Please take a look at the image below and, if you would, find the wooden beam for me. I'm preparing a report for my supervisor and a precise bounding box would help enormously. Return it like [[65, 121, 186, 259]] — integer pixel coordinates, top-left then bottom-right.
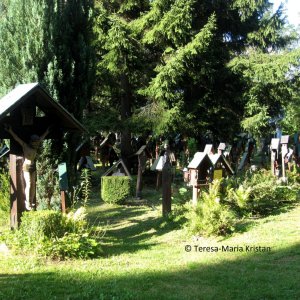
[[10, 154, 25, 229]]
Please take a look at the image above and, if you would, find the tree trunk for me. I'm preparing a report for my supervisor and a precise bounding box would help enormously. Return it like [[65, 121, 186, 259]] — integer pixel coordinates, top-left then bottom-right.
[[120, 74, 132, 169]]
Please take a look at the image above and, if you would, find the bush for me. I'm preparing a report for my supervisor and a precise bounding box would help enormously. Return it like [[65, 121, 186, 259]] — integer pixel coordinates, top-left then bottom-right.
[[188, 180, 236, 236], [37, 155, 61, 210], [0, 170, 10, 225], [3, 208, 103, 260], [224, 169, 300, 215], [101, 176, 132, 204], [0, 170, 10, 213]]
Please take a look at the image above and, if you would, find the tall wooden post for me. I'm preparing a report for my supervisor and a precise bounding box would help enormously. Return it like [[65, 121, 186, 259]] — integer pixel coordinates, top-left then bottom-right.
[[271, 139, 280, 176], [136, 152, 146, 199], [162, 150, 171, 216], [58, 162, 69, 213], [10, 154, 25, 229], [192, 185, 200, 207], [280, 136, 289, 180]]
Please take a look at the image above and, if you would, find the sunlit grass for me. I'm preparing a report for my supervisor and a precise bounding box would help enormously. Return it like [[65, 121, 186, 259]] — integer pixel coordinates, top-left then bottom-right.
[[0, 185, 299, 299]]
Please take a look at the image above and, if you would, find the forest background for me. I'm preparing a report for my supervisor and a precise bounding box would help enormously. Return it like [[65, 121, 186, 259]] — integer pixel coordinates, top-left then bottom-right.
[[0, 0, 300, 172]]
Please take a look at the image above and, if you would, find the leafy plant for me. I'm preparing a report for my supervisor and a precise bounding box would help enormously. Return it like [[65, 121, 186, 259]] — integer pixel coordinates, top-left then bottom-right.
[[223, 169, 300, 215], [3, 209, 103, 260], [81, 169, 92, 207], [0, 169, 10, 213], [0, 169, 10, 225], [188, 180, 236, 236], [226, 185, 251, 210]]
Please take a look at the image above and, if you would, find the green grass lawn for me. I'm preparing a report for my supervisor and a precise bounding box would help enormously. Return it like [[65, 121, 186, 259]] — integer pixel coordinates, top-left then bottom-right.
[[0, 188, 300, 300]]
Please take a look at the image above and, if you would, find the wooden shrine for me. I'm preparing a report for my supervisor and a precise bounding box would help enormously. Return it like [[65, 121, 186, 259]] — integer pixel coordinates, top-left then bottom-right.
[[209, 153, 234, 180], [0, 83, 86, 228], [101, 159, 132, 178], [188, 152, 213, 206]]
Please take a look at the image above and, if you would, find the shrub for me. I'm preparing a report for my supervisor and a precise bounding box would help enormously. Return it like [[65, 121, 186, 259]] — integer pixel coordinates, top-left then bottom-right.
[[101, 176, 132, 204], [0, 170, 10, 213], [188, 180, 236, 236], [36, 159, 61, 210], [0, 170, 10, 225], [224, 169, 300, 215], [3, 208, 102, 260]]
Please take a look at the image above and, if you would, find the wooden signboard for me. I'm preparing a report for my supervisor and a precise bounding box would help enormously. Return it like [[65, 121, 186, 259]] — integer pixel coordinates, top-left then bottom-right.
[[213, 169, 223, 180]]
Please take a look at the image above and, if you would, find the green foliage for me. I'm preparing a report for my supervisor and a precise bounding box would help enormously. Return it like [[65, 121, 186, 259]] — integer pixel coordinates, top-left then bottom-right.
[[101, 176, 132, 204], [81, 169, 92, 207], [42, 232, 101, 260], [141, 0, 195, 47], [225, 169, 300, 215], [0, 0, 46, 96], [68, 169, 93, 209], [188, 180, 236, 236], [0, 170, 10, 213], [36, 158, 61, 211], [0, 170, 10, 225], [3, 208, 102, 260], [229, 48, 300, 137], [145, 14, 216, 102], [173, 186, 190, 204], [227, 185, 251, 210], [186, 137, 197, 160], [92, 0, 298, 141]]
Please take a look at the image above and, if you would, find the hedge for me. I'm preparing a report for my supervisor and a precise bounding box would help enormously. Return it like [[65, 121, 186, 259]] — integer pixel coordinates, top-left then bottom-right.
[[101, 176, 132, 204]]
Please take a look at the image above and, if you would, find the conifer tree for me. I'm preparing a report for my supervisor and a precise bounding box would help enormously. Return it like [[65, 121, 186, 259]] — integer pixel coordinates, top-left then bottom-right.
[[93, 0, 297, 143], [0, 0, 95, 189]]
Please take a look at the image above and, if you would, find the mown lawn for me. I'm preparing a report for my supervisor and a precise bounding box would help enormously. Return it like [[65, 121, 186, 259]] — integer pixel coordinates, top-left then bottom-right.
[[0, 189, 300, 300]]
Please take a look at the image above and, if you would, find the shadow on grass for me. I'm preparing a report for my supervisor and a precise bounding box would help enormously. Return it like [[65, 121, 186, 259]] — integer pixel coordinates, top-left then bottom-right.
[[85, 197, 187, 257], [0, 243, 299, 300], [102, 214, 187, 256]]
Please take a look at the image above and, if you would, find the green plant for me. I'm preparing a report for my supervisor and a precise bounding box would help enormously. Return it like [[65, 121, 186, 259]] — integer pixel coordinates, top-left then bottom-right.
[[81, 169, 92, 207], [36, 157, 61, 210], [42, 232, 101, 260], [0, 170, 10, 213], [226, 185, 251, 212], [243, 170, 299, 214], [172, 186, 191, 205], [188, 180, 236, 236], [0, 169, 10, 226], [222, 169, 300, 216], [3, 209, 102, 260], [101, 176, 132, 204], [187, 137, 197, 161]]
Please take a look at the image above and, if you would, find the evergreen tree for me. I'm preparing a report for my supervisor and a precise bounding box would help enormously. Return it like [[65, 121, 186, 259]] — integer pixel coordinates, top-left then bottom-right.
[[93, 0, 297, 145], [0, 0, 95, 193], [92, 0, 150, 163], [0, 0, 47, 96]]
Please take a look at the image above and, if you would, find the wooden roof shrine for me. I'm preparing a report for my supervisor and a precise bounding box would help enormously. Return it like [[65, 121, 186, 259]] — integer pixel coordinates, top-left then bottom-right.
[[188, 152, 212, 170], [0, 83, 86, 141], [0, 83, 86, 229], [101, 159, 132, 178], [209, 153, 234, 176]]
